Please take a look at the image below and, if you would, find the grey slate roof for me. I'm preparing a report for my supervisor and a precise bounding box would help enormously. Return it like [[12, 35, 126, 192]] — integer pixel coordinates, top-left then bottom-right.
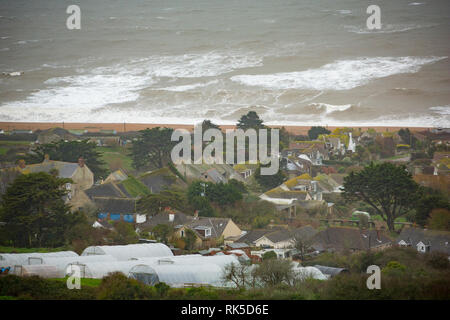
[[186, 217, 231, 239], [397, 228, 450, 255], [237, 230, 272, 245], [140, 211, 192, 229], [93, 197, 138, 214], [25, 161, 79, 178], [312, 227, 392, 252], [85, 182, 132, 199]]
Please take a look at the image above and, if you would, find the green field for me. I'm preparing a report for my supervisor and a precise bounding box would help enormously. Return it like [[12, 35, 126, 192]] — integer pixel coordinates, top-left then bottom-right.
[[0, 246, 71, 254], [97, 146, 134, 174]]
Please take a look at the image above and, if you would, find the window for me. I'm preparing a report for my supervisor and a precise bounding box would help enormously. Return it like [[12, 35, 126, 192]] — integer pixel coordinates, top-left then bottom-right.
[[181, 230, 185, 237], [205, 228, 211, 237]]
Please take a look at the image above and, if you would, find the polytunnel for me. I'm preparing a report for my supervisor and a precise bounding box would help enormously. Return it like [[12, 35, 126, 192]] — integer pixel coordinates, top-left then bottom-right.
[[0, 251, 78, 268], [13, 264, 61, 278], [71, 260, 144, 279], [81, 243, 173, 260], [26, 255, 118, 278], [292, 266, 328, 280], [128, 263, 227, 287], [136, 254, 239, 267]]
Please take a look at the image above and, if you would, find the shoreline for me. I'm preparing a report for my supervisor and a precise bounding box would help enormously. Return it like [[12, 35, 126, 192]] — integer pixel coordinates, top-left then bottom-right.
[[0, 121, 433, 135]]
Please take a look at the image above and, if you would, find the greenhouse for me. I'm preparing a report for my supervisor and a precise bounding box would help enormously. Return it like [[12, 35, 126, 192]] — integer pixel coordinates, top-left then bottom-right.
[[136, 254, 239, 267], [71, 260, 145, 278], [27, 255, 118, 277], [13, 264, 61, 278], [292, 266, 328, 280], [81, 243, 173, 260], [0, 251, 78, 268], [128, 263, 228, 287]]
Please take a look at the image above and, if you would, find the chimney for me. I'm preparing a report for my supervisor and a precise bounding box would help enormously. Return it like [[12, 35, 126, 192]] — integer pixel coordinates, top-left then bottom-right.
[[78, 156, 85, 167], [376, 229, 380, 241], [44, 154, 50, 162], [169, 213, 175, 222], [18, 159, 26, 169], [194, 210, 199, 219]]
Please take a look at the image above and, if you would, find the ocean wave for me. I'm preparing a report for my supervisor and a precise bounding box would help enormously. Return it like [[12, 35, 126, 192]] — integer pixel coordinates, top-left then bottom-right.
[[409, 2, 425, 5], [309, 103, 353, 114], [430, 105, 450, 115], [230, 56, 447, 91], [157, 80, 219, 92], [138, 51, 263, 78], [344, 23, 437, 34]]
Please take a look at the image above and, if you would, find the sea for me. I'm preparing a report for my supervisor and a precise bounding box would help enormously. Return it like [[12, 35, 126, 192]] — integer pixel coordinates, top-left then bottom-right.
[[0, 0, 449, 127]]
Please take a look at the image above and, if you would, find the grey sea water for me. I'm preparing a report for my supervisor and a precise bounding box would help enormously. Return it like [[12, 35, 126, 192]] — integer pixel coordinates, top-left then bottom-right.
[[0, 0, 449, 126]]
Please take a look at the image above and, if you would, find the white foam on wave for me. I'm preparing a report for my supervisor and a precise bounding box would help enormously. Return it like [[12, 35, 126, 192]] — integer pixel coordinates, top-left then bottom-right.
[[309, 103, 352, 114], [430, 105, 450, 115], [345, 23, 436, 34], [409, 2, 425, 6], [231, 56, 447, 91], [1, 66, 154, 112], [157, 80, 219, 92], [139, 51, 263, 78]]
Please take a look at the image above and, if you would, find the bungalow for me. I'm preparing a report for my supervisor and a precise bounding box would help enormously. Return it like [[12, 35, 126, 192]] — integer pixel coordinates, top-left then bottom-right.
[[397, 228, 450, 256], [312, 227, 392, 253]]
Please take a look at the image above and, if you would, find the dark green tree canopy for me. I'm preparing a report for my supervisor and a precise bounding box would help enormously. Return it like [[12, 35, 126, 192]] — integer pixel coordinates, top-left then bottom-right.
[[0, 172, 75, 247], [255, 161, 286, 191], [307, 126, 331, 140], [131, 127, 175, 170], [26, 140, 107, 179], [342, 162, 419, 231], [237, 111, 265, 130]]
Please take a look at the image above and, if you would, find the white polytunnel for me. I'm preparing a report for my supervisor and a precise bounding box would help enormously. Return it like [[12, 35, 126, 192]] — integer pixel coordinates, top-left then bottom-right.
[[12, 265, 61, 279], [81, 243, 173, 260], [128, 263, 228, 287], [71, 261, 144, 279], [293, 266, 328, 281], [135, 254, 240, 267], [0, 251, 78, 268], [26, 255, 118, 277]]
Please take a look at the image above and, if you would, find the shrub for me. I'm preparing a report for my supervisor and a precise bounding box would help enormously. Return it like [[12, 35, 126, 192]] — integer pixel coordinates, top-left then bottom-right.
[[96, 272, 155, 300], [426, 251, 450, 270]]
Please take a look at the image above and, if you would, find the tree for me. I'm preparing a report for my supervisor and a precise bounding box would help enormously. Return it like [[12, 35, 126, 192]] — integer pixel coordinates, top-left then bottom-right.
[[253, 259, 295, 287], [291, 231, 314, 261], [236, 111, 265, 130], [183, 228, 198, 251], [308, 126, 331, 140], [342, 162, 419, 232], [131, 127, 175, 170], [262, 250, 277, 261], [152, 224, 173, 244], [414, 188, 449, 226], [221, 263, 256, 289], [26, 140, 107, 179], [111, 221, 139, 244], [254, 161, 286, 190], [137, 189, 189, 216], [427, 209, 450, 231], [0, 172, 74, 247], [398, 128, 417, 149]]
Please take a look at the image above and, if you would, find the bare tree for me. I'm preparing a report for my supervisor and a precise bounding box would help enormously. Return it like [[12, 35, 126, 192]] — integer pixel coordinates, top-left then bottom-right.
[[221, 263, 256, 289], [291, 230, 314, 261], [253, 259, 295, 287]]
